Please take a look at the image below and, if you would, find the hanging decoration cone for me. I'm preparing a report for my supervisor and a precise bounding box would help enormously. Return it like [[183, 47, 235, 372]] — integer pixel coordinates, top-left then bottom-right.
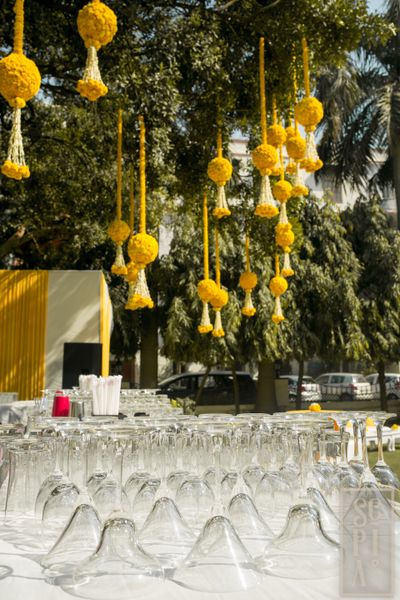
[[239, 234, 257, 318], [208, 129, 232, 219], [76, 0, 117, 101], [197, 193, 216, 334], [295, 39, 324, 173], [210, 226, 228, 337], [272, 145, 295, 279], [269, 255, 288, 325], [253, 38, 278, 219], [0, 0, 41, 180], [108, 110, 130, 276], [126, 116, 158, 310]]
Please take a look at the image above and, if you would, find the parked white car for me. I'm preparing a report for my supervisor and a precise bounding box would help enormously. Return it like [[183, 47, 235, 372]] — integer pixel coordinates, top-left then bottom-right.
[[281, 375, 321, 403], [365, 373, 400, 401], [315, 372, 372, 402]]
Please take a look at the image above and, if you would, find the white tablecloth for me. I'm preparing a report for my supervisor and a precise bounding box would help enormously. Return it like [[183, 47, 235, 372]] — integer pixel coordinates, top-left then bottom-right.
[[0, 525, 399, 599]]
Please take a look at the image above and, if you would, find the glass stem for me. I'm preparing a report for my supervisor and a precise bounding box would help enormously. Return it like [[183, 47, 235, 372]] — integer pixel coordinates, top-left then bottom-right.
[[352, 420, 360, 460], [376, 421, 385, 466]]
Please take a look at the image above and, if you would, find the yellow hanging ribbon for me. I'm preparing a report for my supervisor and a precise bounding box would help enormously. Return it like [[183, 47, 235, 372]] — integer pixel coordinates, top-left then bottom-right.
[[139, 114, 146, 234], [259, 37, 267, 145], [302, 38, 310, 98]]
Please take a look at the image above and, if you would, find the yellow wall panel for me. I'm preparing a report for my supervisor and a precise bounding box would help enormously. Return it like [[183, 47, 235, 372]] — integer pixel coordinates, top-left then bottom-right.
[[0, 271, 48, 400]]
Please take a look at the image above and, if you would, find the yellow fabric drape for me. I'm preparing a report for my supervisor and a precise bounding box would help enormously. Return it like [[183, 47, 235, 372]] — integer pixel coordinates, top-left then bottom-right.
[[0, 270, 48, 400], [100, 273, 111, 376]]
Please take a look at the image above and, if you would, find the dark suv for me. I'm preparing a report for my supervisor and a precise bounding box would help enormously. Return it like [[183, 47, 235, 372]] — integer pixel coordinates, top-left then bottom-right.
[[158, 371, 257, 414]]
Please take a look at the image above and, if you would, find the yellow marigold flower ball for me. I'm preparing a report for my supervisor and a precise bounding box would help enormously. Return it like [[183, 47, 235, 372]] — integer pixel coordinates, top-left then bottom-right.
[[252, 144, 278, 174], [107, 219, 130, 244], [111, 264, 127, 276], [198, 324, 213, 334], [309, 403, 321, 412], [269, 274, 288, 297], [391, 424, 399, 430], [239, 271, 258, 292], [0, 53, 41, 107], [366, 417, 375, 427], [197, 278, 218, 303], [272, 180, 293, 203], [213, 207, 231, 219], [210, 287, 229, 310], [1, 161, 30, 180], [267, 124, 287, 147], [207, 156, 233, 186], [77, 78, 108, 101], [125, 261, 139, 283], [126, 294, 154, 310], [292, 184, 309, 197], [285, 162, 297, 176], [285, 126, 296, 139], [254, 203, 279, 219], [286, 135, 306, 161], [294, 96, 324, 130], [276, 223, 295, 249], [128, 233, 158, 268], [272, 313, 285, 324], [242, 306, 256, 317], [301, 158, 324, 173], [77, 0, 117, 50], [212, 326, 225, 338], [281, 266, 294, 277]]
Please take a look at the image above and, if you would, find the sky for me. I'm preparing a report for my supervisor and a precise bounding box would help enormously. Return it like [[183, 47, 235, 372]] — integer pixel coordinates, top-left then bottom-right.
[[368, 0, 384, 10]]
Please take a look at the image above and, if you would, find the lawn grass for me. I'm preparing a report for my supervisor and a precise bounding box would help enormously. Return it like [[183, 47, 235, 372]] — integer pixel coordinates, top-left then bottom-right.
[[368, 447, 400, 478]]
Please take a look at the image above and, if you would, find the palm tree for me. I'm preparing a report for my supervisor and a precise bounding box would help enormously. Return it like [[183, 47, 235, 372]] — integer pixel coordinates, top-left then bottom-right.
[[317, 0, 400, 227]]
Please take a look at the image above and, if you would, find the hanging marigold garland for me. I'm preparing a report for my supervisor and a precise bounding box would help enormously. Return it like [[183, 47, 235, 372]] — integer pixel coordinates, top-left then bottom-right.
[[273, 144, 295, 279], [126, 115, 158, 310], [295, 38, 324, 173], [107, 110, 130, 276], [77, 0, 117, 101], [269, 96, 286, 177], [197, 193, 216, 334], [125, 164, 140, 310], [207, 128, 232, 218], [285, 60, 308, 196], [0, 0, 41, 180], [239, 232, 257, 317], [253, 38, 279, 219], [210, 226, 229, 337], [269, 255, 288, 324]]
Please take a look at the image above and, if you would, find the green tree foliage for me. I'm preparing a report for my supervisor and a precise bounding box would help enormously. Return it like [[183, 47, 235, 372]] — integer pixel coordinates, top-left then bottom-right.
[[317, 0, 400, 226], [342, 196, 400, 409]]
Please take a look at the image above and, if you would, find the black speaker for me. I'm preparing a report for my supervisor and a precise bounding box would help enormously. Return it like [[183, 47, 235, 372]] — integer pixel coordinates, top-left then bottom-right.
[[62, 343, 102, 389]]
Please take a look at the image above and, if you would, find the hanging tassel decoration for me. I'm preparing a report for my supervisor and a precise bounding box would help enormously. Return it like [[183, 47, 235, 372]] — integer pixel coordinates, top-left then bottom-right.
[[282, 250, 294, 278], [269, 255, 288, 325], [269, 96, 286, 177], [108, 110, 130, 276], [77, 0, 117, 101], [127, 115, 158, 310], [253, 38, 279, 219], [0, 0, 41, 179], [197, 193, 216, 333], [239, 233, 257, 317], [208, 128, 232, 218], [295, 39, 324, 173], [210, 226, 228, 337]]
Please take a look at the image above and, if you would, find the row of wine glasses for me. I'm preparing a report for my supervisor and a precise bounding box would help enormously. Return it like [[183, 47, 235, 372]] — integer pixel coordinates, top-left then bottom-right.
[[0, 410, 398, 598]]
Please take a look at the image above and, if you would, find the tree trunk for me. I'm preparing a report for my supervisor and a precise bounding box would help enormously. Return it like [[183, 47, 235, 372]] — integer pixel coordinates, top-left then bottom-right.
[[256, 359, 277, 413], [391, 143, 400, 229], [296, 359, 304, 411], [232, 366, 240, 415], [377, 360, 387, 412], [140, 310, 158, 388]]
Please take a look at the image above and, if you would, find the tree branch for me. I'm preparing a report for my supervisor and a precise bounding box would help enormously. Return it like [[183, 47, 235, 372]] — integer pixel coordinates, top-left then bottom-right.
[[0, 226, 26, 260]]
